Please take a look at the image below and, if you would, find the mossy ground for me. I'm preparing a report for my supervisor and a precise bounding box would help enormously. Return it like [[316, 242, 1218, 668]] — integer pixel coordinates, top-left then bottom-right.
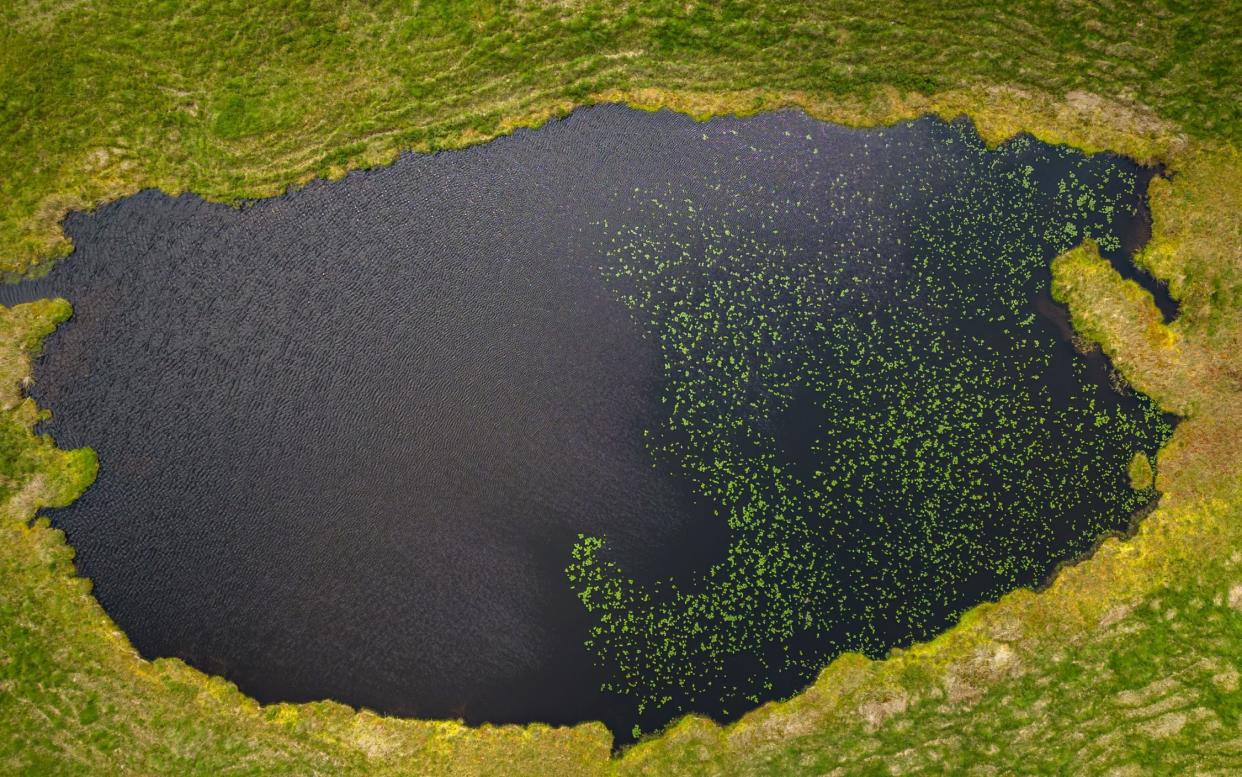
[[1, 2, 1239, 774]]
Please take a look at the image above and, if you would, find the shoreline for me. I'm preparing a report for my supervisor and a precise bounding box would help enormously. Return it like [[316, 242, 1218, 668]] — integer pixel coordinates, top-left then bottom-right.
[[2, 75, 1238, 773]]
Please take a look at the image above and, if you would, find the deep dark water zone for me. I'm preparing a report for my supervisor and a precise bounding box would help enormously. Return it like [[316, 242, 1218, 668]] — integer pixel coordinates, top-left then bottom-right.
[[3, 105, 1176, 742]]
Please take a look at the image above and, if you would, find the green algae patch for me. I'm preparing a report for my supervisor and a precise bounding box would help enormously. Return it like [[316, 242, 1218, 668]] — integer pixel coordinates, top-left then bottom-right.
[[566, 121, 1172, 735], [611, 141, 1242, 777]]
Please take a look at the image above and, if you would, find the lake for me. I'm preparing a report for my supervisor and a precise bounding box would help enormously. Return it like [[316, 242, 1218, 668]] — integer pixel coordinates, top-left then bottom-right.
[[1, 105, 1174, 741]]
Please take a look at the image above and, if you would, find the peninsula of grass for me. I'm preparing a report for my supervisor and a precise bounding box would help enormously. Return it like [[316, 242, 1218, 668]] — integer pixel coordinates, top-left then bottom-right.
[[1, 2, 1240, 775]]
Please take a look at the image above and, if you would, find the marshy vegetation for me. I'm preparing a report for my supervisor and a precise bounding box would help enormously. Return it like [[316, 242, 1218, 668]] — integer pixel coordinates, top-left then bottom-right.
[[1, 1, 1239, 775]]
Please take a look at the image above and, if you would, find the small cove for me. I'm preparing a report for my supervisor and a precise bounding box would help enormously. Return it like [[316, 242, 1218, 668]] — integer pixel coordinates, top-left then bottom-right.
[[1, 106, 1175, 741]]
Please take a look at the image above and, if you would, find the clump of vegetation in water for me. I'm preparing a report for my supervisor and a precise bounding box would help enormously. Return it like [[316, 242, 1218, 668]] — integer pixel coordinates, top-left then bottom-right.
[[1128, 451, 1155, 490], [566, 119, 1174, 736]]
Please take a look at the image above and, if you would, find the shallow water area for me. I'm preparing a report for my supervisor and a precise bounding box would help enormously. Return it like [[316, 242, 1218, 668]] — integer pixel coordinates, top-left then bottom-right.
[[2, 105, 1174, 740]]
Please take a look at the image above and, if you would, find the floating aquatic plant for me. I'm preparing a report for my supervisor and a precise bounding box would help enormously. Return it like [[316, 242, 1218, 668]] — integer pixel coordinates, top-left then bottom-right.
[[566, 118, 1173, 736]]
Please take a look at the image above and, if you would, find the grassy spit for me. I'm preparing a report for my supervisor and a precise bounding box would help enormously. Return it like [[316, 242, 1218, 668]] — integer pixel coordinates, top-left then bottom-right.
[[1, 1, 1239, 774]]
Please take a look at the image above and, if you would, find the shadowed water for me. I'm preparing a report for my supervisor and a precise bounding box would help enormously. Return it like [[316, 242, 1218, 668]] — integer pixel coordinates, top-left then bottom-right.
[[1, 106, 1173, 740]]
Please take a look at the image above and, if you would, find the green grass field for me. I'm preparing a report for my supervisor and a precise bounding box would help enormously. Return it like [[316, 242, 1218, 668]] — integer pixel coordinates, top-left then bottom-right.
[[1, 2, 1240, 774]]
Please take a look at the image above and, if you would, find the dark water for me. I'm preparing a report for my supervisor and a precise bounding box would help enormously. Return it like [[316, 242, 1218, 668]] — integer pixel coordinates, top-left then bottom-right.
[[2, 106, 1173, 740], [1111, 166, 1179, 321]]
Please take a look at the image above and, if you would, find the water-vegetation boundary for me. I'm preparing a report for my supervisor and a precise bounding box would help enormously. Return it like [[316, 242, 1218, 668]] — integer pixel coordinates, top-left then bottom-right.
[[3, 6, 1239, 775]]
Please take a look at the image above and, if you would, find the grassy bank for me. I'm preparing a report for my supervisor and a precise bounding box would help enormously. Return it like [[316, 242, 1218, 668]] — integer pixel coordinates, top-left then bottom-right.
[[1, 1, 1239, 774], [2, 0, 1238, 276]]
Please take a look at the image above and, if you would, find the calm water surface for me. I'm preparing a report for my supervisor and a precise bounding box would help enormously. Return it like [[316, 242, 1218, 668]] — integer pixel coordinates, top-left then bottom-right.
[[2, 106, 1173, 739]]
